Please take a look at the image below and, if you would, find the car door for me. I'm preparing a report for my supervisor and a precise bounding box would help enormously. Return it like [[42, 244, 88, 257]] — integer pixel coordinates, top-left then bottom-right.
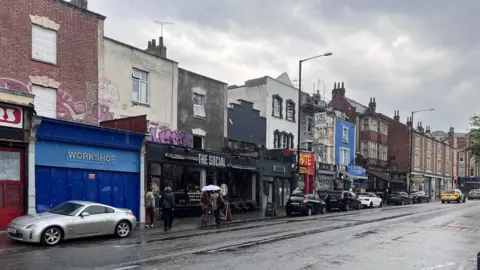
[[370, 193, 380, 206], [348, 192, 359, 208], [74, 205, 111, 237]]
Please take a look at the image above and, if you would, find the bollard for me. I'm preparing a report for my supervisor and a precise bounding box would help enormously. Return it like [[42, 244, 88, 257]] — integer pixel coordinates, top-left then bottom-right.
[[477, 252, 480, 270]]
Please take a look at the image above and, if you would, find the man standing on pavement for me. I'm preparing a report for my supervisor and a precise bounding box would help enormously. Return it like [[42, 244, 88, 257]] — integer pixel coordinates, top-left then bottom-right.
[[210, 190, 224, 227], [160, 187, 175, 231]]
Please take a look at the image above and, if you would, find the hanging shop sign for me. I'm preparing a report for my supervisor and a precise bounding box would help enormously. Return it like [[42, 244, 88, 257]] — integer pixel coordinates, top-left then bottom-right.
[[198, 153, 226, 167], [0, 103, 23, 129]]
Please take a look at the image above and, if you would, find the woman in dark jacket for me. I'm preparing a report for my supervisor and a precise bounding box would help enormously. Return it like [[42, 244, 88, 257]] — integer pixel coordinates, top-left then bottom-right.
[[160, 187, 175, 231]]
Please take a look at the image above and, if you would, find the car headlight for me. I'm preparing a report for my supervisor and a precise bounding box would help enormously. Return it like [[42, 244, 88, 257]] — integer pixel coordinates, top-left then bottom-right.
[[25, 224, 37, 229]]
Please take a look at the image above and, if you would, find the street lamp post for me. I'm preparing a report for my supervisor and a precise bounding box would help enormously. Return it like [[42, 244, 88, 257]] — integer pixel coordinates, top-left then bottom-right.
[[296, 52, 332, 193], [408, 108, 435, 192]]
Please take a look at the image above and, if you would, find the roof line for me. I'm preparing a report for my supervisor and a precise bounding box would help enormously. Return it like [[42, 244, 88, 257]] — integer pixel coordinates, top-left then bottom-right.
[[104, 36, 178, 64]]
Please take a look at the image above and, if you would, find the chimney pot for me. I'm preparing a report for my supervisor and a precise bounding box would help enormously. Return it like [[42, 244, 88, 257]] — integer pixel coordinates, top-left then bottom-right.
[[334, 82, 337, 89], [152, 39, 156, 47], [341, 82, 344, 88], [147, 41, 152, 49], [159, 36, 164, 46]]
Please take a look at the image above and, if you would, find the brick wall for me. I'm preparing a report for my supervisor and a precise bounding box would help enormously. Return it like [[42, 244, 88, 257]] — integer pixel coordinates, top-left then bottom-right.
[[0, 0, 103, 124], [388, 119, 409, 171]]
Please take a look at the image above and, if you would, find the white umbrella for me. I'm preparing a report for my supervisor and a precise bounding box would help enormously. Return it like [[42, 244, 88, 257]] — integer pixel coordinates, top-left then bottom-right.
[[202, 185, 220, 191]]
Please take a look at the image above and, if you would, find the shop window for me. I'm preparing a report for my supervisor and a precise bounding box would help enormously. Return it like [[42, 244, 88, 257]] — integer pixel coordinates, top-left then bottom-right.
[[150, 163, 162, 195], [193, 135, 203, 149]]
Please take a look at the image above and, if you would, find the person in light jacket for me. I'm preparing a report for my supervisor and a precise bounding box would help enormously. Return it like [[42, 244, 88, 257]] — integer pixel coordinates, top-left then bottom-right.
[[145, 188, 156, 228], [160, 187, 175, 231], [210, 190, 225, 227]]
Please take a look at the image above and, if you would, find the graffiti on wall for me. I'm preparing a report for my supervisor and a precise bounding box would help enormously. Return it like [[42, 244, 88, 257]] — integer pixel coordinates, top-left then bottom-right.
[[57, 89, 87, 121], [0, 78, 31, 93], [149, 125, 193, 147], [87, 77, 118, 122]]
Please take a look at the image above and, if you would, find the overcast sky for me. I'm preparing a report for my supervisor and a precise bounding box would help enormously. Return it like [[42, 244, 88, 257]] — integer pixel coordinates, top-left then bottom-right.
[[88, 0, 480, 132]]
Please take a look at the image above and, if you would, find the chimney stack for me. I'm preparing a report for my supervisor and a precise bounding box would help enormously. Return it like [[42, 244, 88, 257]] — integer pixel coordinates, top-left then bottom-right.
[[448, 127, 454, 137], [417, 121, 424, 133], [368, 97, 376, 112], [425, 125, 431, 133], [393, 110, 400, 121], [145, 36, 167, 58], [331, 81, 346, 99], [406, 117, 413, 127], [69, 0, 88, 9]]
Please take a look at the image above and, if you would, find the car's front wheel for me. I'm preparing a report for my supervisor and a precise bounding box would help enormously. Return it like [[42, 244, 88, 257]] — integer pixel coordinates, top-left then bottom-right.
[[321, 206, 326, 214], [379, 201, 383, 208], [41, 226, 63, 246], [115, 220, 131, 238]]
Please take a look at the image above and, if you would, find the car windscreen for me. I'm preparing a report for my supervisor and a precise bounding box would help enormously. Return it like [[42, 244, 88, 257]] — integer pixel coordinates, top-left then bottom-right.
[[357, 193, 370, 197], [289, 195, 305, 202], [444, 189, 455, 194], [50, 202, 84, 216], [326, 192, 343, 199]]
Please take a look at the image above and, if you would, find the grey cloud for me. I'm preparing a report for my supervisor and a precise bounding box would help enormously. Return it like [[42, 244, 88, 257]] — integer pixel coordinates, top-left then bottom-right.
[[89, 0, 480, 131]]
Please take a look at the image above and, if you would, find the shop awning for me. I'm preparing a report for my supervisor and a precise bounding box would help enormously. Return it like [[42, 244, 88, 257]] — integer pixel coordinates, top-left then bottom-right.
[[341, 172, 367, 180], [368, 171, 405, 184]]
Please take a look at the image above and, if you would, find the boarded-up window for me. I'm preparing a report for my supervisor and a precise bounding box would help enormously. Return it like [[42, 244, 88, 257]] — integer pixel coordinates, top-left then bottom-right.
[[32, 25, 57, 64], [32, 85, 57, 118]]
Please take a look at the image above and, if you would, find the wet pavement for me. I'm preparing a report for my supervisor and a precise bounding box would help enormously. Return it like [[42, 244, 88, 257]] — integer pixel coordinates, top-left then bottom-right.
[[1, 201, 479, 270]]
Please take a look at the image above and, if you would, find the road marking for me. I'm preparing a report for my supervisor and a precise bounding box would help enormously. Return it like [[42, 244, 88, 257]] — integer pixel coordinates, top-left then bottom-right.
[[421, 262, 456, 270], [112, 265, 139, 270]]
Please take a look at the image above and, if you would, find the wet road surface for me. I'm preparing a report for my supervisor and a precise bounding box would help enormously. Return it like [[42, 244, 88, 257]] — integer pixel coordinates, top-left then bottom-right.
[[1, 201, 479, 270]]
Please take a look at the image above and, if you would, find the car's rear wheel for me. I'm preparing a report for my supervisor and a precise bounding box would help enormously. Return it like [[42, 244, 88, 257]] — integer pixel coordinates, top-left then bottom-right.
[[369, 202, 373, 208], [115, 220, 131, 238], [379, 201, 383, 208], [307, 207, 312, 216], [401, 200, 405, 206], [442, 200, 445, 204], [41, 226, 63, 246], [321, 206, 326, 215], [344, 203, 350, 211]]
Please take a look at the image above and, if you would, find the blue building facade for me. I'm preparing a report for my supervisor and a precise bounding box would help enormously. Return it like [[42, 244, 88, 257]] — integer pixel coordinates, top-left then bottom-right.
[[334, 119, 356, 167], [34, 118, 144, 219], [334, 119, 366, 190]]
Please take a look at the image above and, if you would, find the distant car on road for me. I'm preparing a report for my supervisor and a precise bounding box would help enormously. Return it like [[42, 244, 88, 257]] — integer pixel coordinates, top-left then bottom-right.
[[7, 201, 137, 246], [357, 192, 383, 208], [386, 192, 412, 205], [441, 189, 466, 204], [325, 191, 362, 211], [410, 191, 431, 204], [286, 192, 326, 216], [468, 189, 480, 200]]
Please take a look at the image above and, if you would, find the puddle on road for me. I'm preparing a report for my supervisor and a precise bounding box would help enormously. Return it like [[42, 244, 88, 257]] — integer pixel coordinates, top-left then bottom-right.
[[352, 230, 379, 238]]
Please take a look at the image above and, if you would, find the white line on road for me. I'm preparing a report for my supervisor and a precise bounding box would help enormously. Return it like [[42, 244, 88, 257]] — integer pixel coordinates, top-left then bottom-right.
[[112, 265, 139, 270]]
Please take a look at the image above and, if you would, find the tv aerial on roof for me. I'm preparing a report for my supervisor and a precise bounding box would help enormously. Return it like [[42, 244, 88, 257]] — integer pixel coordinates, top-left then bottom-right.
[[153, 21, 175, 37]]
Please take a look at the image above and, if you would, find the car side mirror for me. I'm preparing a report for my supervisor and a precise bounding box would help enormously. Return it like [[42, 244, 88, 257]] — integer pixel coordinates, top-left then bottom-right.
[[81, 212, 90, 217]]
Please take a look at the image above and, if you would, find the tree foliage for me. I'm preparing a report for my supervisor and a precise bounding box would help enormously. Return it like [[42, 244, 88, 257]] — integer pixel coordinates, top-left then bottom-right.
[[465, 115, 480, 159]]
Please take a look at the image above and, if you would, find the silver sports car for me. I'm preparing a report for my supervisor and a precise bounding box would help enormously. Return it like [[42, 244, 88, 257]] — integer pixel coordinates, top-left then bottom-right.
[[7, 200, 137, 246]]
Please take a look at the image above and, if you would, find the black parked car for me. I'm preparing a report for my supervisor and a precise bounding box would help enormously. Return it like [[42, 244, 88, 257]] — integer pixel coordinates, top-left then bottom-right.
[[286, 192, 326, 216], [410, 191, 431, 203], [386, 192, 412, 205], [325, 191, 362, 211]]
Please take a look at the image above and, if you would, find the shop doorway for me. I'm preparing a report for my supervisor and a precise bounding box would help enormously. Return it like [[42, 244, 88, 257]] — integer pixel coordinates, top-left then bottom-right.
[[0, 147, 24, 229]]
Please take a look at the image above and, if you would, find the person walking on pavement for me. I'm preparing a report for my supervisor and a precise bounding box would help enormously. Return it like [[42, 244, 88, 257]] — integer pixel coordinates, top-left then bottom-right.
[[210, 190, 224, 227], [145, 188, 156, 228], [160, 186, 175, 231], [201, 190, 210, 226]]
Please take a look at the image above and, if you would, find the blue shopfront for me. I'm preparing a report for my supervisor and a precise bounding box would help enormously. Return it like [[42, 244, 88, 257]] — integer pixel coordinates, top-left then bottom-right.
[[34, 118, 144, 219]]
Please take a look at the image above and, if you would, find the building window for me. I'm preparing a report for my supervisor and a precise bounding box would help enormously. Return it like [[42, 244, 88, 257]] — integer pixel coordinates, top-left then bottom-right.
[[470, 167, 475, 177], [379, 122, 388, 135], [362, 141, 369, 157], [273, 130, 279, 148], [362, 118, 369, 131], [340, 148, 350, 165], [415, 135, 420, 146], [272, 95, 282, 118], [414, 149, 420, 168], [289, 133, 294, 149], [306, 141, 313, 152], [281, 133, 288, 148], [193, 93, 206, 117], [32, 85, 57, 118], [306, 117, 314, 133], [193, 136, 203, 149], [459, 152, 464, 162], [132, 69, 149, 104], [426, 154, 431, 171], [342, 127, 348, 143], [286, 100, 295, 121], [380, 145, 388, 161], [371, 119, 378, 132], [32, 24, 57, 64], [437, 159, 442, 172]]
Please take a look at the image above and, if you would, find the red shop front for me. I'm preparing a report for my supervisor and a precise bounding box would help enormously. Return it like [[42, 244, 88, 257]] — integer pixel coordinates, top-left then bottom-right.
[[299, 152, 315, 194]]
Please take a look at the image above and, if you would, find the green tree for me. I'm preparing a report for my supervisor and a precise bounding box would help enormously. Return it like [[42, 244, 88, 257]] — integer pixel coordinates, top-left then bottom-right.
[[465, 115, 480, 159]]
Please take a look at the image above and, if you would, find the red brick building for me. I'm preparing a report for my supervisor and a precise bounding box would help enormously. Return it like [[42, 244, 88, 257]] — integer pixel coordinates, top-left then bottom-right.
[[389, 114, 453, 197], [0, 0, 105, 125], [330, 82, 391, 190]]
